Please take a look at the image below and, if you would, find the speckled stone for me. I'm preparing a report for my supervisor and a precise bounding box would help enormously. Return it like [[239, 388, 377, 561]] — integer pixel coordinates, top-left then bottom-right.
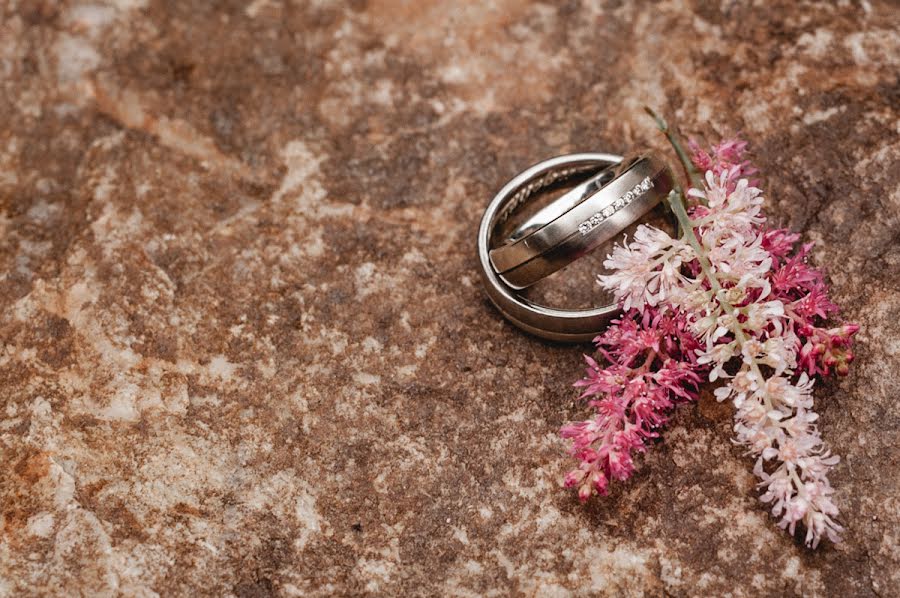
[[1, 1, 899, 596]]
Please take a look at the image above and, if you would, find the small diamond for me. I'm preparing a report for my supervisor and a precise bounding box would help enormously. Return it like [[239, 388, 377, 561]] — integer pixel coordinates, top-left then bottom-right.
[[614, 197, 625, 209], [602, 206, 614, 217], [590, 214, 602, 225]]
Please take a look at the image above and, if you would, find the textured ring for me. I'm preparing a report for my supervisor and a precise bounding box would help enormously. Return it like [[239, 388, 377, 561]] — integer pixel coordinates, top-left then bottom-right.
[[477, 152, 625, 342], [490, 153, 674, 289], [505, 163, 620, 244]]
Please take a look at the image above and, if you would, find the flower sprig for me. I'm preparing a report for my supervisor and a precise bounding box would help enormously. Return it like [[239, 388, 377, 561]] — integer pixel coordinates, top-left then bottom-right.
[[561, 111, 858, 548], [562, 308, 704, 499]]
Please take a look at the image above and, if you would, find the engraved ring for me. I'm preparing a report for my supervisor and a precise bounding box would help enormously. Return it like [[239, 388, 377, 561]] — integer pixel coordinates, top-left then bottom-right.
[[477, 152, 672, 342], [491, 153, 674, 289]]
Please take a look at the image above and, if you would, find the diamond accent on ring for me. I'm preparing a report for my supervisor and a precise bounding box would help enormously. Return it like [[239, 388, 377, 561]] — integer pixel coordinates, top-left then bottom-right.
[[578, 176, 653, 236]]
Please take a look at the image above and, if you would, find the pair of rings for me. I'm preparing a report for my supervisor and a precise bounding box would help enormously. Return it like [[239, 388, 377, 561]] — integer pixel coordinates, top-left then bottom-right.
[[477, 152, 675, 342]]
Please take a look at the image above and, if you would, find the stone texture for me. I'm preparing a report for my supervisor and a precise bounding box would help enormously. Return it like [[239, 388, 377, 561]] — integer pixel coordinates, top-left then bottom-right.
[[1, 1, 899, 596]]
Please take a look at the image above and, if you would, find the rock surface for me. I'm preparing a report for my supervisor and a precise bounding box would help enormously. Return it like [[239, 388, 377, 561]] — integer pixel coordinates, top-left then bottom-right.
[[1, 1, 899, 596]]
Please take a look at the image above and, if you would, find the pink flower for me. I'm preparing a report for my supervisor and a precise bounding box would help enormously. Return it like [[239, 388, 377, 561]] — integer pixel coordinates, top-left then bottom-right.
[[562, 308, 705, 501], [761, 229, 801, 261], [689, 136, 759, 191], [599, 227, 694, 310], [562, 126, 858, 548], [761, 228, 858, 377]]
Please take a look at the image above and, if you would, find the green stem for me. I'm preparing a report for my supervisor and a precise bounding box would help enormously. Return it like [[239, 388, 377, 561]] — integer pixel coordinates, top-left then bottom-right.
[[645, 107, 704, 195], [667, 189, 771, 406], [667, 190, 718, 290]]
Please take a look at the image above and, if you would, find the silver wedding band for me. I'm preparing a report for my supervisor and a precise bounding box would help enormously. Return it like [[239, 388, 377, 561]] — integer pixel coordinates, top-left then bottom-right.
[[477, 152, 673, 342], [491, 154, 673, 289]]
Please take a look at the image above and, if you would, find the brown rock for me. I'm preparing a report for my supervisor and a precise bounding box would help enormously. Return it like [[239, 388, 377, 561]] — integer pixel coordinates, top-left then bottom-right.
[[1, 1, 898, 596]]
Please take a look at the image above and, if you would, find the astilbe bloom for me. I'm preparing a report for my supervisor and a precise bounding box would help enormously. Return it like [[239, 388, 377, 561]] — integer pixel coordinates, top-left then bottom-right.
[[561, 308, 704, 501], [689, 137, 759, 192], [763, 231, 859, 377], [562, 132, 858, 548]]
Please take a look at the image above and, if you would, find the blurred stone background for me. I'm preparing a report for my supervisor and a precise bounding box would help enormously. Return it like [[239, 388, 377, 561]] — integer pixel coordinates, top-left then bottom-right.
[[1, 1, 898, 596]]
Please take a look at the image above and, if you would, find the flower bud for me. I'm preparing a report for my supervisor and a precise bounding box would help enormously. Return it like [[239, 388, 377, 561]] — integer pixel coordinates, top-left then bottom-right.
[[841, 323, 860, 336], [578, 482, 593, 502], [564, 469, 585, 488]]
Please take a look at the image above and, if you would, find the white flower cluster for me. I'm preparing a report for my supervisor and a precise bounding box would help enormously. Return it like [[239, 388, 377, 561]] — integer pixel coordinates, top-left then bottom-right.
[[599, 170, 842, 547], [600, 226, 694, 310]]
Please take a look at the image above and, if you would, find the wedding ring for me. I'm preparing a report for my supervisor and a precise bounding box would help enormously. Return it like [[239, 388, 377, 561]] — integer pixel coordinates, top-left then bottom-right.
[[478, 152, 675, 342], [490, 153, 673, 289], [478, 152, 623, 342], [505, 164, 619, 243]]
